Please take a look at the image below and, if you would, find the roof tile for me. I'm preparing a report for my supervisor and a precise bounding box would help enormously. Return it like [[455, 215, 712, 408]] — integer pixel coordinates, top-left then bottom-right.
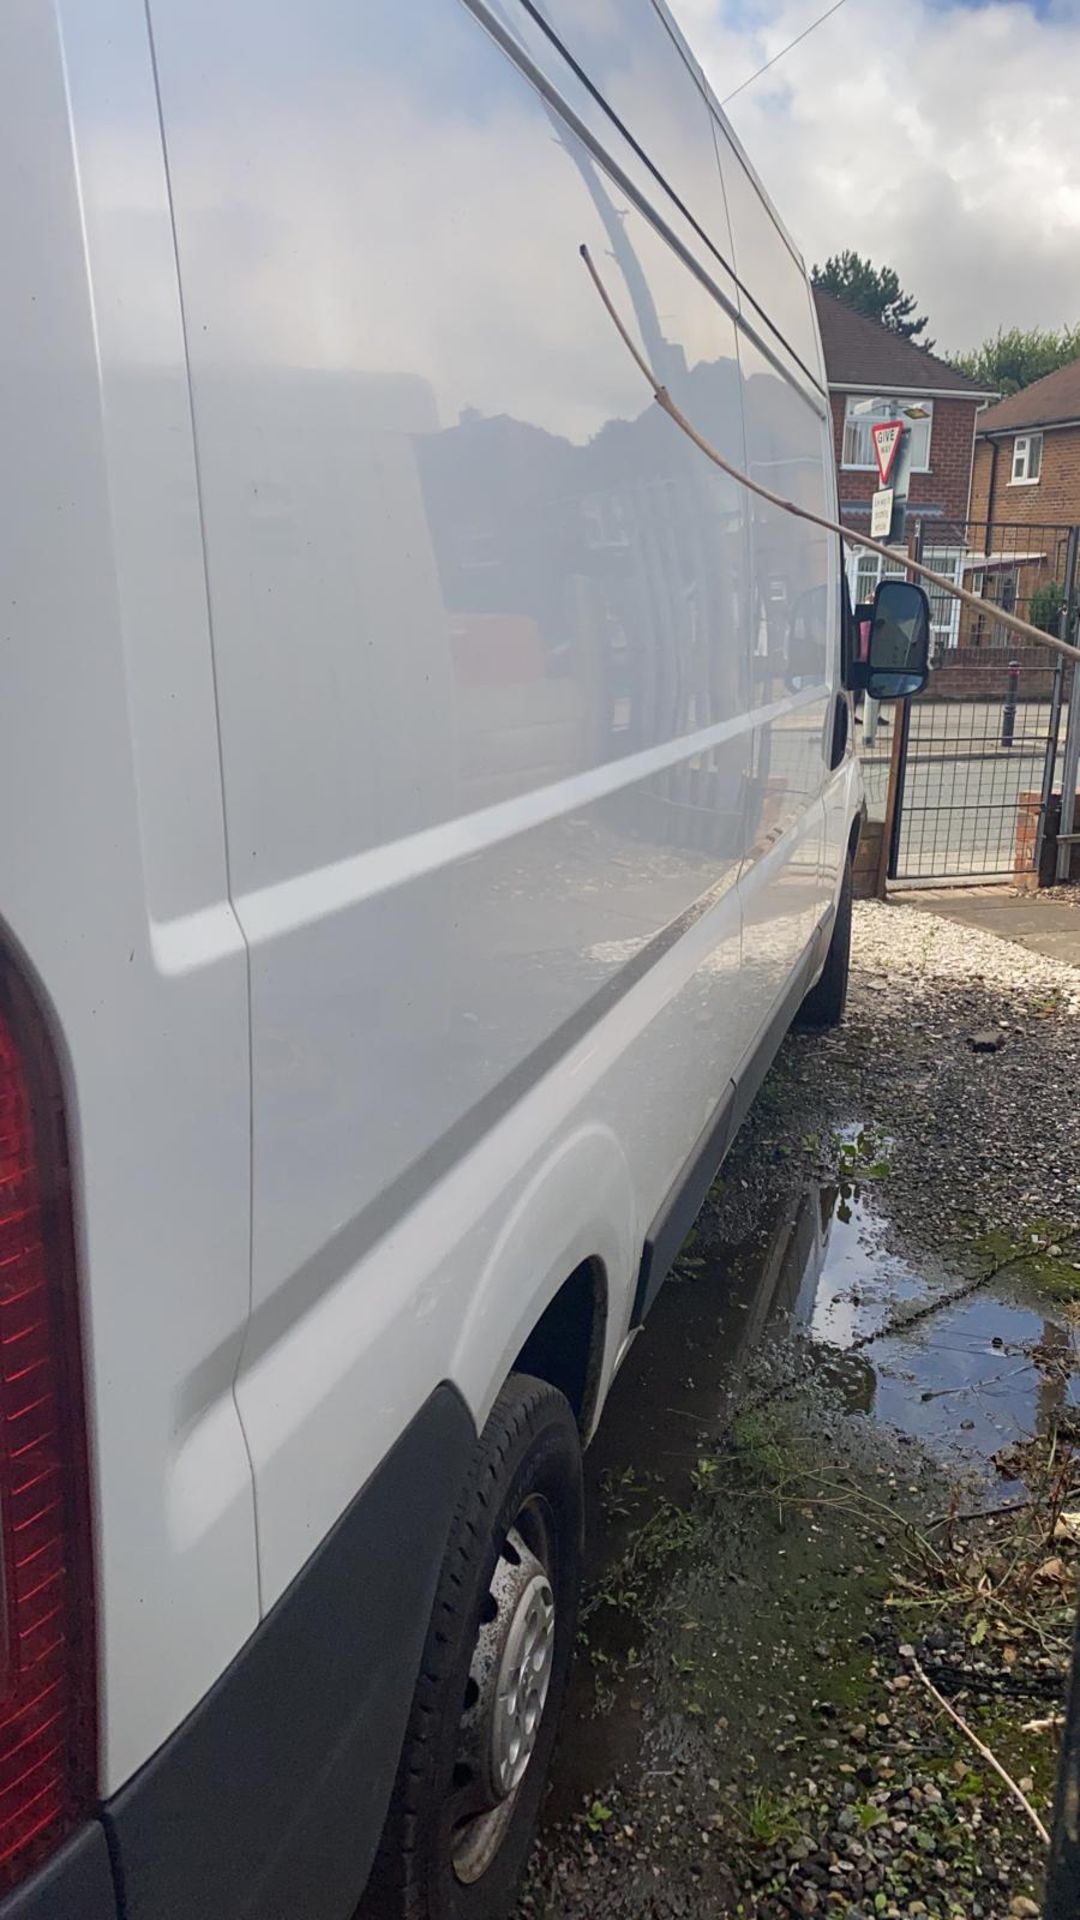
[[813, 288, 993, 396], [975, 356, 1080, 434]]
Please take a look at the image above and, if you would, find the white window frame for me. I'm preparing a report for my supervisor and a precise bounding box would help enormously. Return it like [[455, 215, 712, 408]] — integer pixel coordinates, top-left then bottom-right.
[[1009, 433, 1043, 485], [845, 544, 906, 610], [842, 396, 933, 474], [847, 543, 965, 652]]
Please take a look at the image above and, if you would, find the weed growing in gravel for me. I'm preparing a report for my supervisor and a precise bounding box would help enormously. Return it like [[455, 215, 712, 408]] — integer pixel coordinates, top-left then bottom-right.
[[836, 1126, 893, 1181], [581, 1489, 703, 1629], [745, 1788, 801, 1848], [583, 1799, 613, 1834], [854, 1798, 888, 1832]]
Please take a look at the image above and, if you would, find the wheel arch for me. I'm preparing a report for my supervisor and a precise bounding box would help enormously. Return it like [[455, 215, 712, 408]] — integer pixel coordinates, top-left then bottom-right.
[[511, 1258, 608, 1441], [449, 1123, 635, 1447]]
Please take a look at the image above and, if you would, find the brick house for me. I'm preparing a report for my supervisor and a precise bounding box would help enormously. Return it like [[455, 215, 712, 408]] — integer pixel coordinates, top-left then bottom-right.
[[813, 288, 995, 645], [963, 358, 1080, 651], [972, 356, 1080, 525]]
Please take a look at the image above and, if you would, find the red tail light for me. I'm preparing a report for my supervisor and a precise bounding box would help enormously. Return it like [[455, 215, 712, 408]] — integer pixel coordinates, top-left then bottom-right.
[[0, 957, 94, 1888]]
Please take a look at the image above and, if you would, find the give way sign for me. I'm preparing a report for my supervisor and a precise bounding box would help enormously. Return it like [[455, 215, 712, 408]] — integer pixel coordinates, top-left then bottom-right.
[[871, 420, 904, 486]]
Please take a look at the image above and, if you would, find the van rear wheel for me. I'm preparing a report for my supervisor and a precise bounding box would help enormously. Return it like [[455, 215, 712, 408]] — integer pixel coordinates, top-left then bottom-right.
[[363, 1375, 583, 1920], [797, 853, 853, 1030]]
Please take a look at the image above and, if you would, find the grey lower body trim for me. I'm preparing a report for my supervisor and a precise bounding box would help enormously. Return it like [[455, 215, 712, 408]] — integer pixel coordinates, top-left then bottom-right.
[[104, 1385, 477, 1920], [0, 1825, 116, 1920]]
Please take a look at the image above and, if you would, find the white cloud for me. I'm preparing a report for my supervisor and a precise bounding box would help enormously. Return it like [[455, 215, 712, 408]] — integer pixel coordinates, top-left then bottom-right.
[[677, 0, 1080, 353]]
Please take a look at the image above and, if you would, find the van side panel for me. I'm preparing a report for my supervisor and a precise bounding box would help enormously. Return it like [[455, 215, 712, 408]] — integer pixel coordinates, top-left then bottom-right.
[[527, 1, 842, 1038], [8, 0, 258, 1795], [737, 336, 834, 1047], [145, 0, 757, 1608], [702, 105, 840, 1021], [707, 111, 824, 387]]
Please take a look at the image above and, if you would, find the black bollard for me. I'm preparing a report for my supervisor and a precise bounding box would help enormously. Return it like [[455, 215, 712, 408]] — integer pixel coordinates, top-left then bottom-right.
[[1001, 659, 1020, 747]]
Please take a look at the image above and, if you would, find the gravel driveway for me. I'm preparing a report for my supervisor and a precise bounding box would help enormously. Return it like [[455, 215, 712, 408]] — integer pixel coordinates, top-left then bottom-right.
[[519, 899, 1080, 1920], [817, 900, 1080, 1248]]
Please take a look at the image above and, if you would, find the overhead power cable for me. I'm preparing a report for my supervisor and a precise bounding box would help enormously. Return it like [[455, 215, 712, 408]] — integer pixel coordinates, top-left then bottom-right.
[[721, 0, 851, 107]]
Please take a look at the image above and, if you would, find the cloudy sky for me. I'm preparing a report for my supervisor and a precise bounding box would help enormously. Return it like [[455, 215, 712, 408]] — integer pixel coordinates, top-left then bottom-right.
[[676, 0, 1080, 356]]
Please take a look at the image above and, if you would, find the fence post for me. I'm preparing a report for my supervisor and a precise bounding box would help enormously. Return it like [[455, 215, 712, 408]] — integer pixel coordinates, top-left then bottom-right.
[[878, 694, 910, 893], [876, 518, 926, 892], [1035, 656, 1065, 880], [1055, 526, 1080, 882]]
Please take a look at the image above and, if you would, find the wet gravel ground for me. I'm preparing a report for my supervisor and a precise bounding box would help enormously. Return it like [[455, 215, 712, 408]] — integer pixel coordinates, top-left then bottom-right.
[[727, 900, 1080, 1256], [828, 901, 1080, 1241], [518, 899, 1080, 1920]]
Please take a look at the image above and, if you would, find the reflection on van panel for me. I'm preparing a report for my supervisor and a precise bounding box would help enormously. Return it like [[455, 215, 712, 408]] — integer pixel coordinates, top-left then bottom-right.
[[0, 1, 861, 1915]]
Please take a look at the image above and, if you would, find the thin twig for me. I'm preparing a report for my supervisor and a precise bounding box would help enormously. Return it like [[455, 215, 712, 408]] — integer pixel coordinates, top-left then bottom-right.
[[927, 1499, 1030, 1529], [579, 243, 1080, 666], [907, 1655, 1050, 1845], [801, 1471, 948, 1568]]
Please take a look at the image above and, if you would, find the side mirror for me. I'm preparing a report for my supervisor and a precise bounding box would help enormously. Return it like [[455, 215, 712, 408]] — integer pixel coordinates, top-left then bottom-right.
[[864, 579, 931, 700]]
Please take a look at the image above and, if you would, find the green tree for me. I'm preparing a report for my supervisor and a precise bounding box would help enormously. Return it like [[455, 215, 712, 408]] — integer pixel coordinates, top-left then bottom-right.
[[1029, 580, 1064, 636], [950, 324, 1080, 397], [811, 250, 933, 347]]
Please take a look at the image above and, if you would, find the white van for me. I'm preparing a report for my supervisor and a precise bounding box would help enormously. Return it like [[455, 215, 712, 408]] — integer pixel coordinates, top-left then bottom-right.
[[0, 4, 927, 1917]]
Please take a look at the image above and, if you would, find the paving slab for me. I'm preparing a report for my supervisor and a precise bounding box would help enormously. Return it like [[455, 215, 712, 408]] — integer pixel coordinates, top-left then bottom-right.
[[890, 884, 1080, 966]]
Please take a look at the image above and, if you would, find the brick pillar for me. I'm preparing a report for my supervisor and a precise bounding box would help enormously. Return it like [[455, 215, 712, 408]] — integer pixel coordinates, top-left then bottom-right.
[[1014, 790, 1042, 887]]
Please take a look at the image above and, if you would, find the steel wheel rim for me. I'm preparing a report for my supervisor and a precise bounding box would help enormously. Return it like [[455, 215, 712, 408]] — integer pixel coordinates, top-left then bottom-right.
[[450, 1496, 557, 1884]]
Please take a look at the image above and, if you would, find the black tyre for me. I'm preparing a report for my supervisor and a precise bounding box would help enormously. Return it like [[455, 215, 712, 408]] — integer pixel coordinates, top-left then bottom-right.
[[797, 853, 853, 1030], [363, 1376, 584, 1920]]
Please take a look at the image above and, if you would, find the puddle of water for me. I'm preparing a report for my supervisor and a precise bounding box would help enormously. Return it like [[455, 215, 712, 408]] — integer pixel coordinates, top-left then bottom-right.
[[874, 1293, 1080, 1462], [794, 1189, 927, 1346], [588, 1167, 1076, 1497], [788, 1184, 1080, 1464], [544, 1147, 1080, 1824]]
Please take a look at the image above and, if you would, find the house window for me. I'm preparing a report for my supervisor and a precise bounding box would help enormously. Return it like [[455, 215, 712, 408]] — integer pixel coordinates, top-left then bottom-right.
[[848, 543, 965, 652], [842, 396, 933, 473], [847, 545, 906, 611], [1010, 433, 1043, 484]]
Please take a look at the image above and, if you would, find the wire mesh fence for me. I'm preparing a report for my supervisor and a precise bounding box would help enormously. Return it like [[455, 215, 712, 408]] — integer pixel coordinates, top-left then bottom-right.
[[849, 518, 1079, 884]]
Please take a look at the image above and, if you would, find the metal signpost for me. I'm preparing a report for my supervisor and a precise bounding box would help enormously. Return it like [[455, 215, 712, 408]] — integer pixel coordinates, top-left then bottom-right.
[[886, 418, 916, 545]]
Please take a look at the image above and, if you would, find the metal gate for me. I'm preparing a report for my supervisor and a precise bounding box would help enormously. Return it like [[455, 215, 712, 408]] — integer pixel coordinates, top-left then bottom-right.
[[853, 520, 1079, 885]]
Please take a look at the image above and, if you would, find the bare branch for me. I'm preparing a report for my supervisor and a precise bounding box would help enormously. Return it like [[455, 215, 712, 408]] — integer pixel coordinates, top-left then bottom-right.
[[580, 244, 1080, 666], [907, 1654, 1050, 1846]]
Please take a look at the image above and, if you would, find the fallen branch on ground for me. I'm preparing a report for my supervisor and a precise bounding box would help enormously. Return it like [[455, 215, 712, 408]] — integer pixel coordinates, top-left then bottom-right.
[[906, 1653, 1050, 1845]]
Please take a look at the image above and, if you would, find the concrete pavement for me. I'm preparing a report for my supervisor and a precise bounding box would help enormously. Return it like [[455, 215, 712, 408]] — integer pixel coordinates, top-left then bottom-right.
[[891, 884, 1080, 966]]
